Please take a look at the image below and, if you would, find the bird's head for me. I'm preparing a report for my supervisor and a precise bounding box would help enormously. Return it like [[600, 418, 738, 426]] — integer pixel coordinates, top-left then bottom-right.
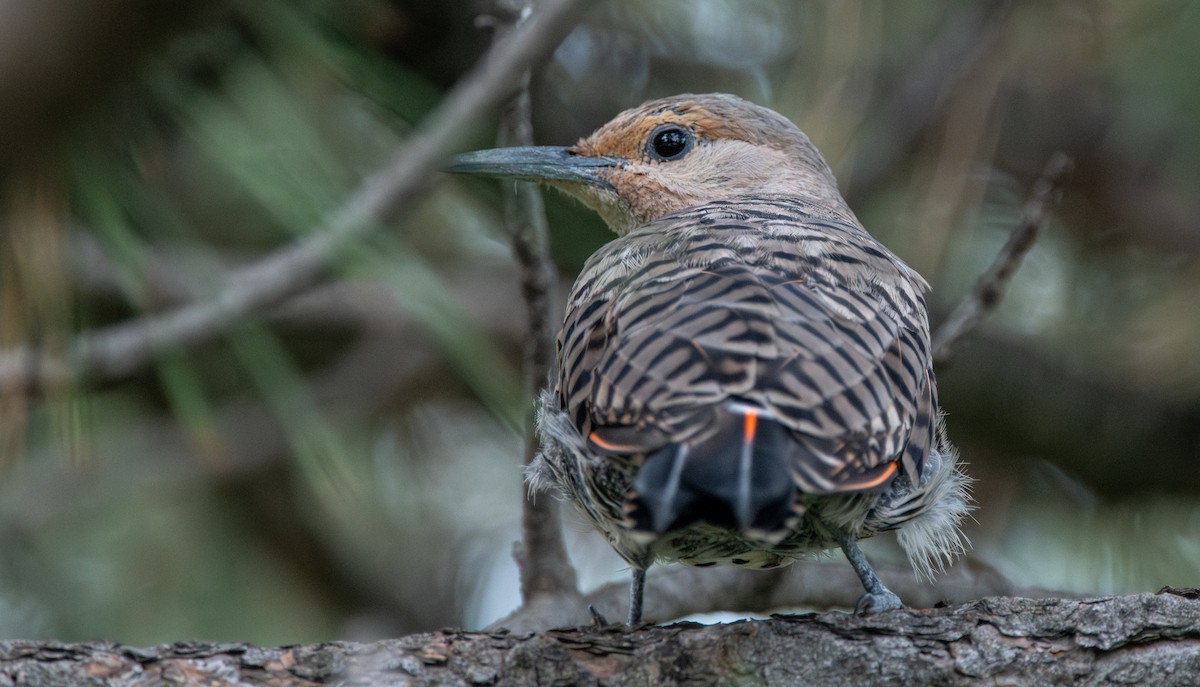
[[449, 93, 843, 235]]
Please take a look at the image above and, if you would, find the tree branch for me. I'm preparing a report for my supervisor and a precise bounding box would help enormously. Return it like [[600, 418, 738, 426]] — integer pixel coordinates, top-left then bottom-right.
[[486, 0, 582, 605], [2, 592, 1196, 685], [932, 152, 1074, 364], [0, 0, 593, 397]]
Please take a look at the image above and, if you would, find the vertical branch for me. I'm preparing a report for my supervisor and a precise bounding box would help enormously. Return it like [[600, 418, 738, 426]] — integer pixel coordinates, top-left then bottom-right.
[[489, 0, 579, 602]]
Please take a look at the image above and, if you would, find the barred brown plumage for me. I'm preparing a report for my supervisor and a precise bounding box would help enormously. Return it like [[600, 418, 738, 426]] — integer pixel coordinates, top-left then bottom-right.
[[450, 93, 972, 626]]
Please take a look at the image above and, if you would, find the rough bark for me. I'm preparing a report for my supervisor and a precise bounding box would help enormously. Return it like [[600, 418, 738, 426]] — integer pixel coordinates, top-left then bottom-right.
[[2, 591, 1198, 686]]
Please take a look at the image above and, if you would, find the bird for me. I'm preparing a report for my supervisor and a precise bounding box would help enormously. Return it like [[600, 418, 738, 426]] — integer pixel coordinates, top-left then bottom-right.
[[449, 93, 971, 626]]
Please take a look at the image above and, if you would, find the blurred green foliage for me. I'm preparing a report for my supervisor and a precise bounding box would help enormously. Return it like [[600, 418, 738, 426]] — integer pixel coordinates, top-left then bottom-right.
[[1, 0, 1199, 644]]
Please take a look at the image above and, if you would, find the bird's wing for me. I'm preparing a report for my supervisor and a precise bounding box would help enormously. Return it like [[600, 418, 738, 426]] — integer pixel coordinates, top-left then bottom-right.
[[557, 208, 934, 494]]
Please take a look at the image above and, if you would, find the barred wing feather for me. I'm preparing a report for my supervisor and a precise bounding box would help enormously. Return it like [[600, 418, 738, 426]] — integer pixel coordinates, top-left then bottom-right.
[[557, 201, 934, 496]]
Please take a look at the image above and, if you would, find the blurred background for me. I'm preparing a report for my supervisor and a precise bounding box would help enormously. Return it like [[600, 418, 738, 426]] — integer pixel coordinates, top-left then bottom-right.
[[1, 0, 1198, 645]]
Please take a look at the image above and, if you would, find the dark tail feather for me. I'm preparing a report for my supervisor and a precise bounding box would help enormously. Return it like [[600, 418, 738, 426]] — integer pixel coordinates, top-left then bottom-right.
[[630, 405, 796, 535]]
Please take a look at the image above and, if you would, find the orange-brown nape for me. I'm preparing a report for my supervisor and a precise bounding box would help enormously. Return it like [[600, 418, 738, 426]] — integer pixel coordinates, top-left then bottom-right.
[[563, 93, 846, 235]]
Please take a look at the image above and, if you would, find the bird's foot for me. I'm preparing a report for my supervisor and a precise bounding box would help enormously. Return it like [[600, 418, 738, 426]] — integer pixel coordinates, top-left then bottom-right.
[[588, 605, 610, 628], [840, 533, 903, 615], [854, 589, 902, 616]]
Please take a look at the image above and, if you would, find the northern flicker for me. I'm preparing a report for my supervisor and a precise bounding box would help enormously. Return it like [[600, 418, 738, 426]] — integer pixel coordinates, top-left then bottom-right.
[[451, 93, 971, 626]]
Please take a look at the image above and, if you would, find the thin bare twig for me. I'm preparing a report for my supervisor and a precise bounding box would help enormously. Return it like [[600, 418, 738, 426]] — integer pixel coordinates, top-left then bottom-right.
[[932, 152, 1074, 364], [489, 0, 580, 604], [0, 0, 593, 396]]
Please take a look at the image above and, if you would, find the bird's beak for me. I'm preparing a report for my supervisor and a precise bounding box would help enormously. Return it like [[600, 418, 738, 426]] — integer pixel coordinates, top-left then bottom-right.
[[447, 146, 622, 189]]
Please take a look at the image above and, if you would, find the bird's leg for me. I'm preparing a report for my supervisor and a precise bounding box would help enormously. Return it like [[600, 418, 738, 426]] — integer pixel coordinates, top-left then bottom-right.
[[587, 605, 609, 628], [628, 566, 647, 626], [838, 533, 902, 615]]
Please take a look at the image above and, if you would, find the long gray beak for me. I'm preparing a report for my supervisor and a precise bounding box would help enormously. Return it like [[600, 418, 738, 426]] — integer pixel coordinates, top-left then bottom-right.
[[447, 146, 622, 188]]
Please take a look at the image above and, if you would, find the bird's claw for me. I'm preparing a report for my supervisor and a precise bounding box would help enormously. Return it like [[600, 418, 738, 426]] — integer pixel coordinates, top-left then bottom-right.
[[854, 590, 903, 615], [588, 605, 610, 628]]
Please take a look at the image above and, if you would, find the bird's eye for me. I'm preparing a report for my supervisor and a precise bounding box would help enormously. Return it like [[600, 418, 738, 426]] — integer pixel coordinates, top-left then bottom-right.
[[647, 124, 693, 161]]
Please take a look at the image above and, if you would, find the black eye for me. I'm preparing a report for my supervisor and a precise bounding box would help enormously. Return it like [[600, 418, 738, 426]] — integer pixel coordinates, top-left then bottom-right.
[[648, 124, 693, 161]]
